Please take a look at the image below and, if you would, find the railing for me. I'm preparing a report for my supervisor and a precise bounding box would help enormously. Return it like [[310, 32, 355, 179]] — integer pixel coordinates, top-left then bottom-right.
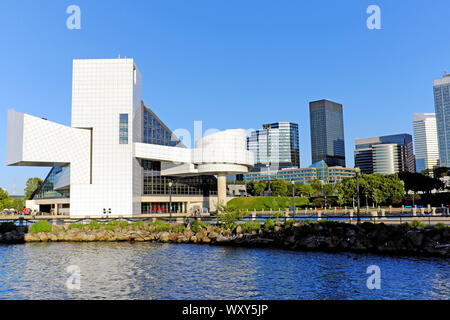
[[0, 207, 449, 226]]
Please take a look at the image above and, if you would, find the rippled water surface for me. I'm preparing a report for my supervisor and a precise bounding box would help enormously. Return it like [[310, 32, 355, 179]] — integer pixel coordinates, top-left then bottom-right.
[[0, 243, 448, 300]]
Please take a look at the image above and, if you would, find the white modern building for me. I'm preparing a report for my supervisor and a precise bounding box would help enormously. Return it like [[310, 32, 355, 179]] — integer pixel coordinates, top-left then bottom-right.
[[6, 58, 253, 217], [412, 113, 440, 172]]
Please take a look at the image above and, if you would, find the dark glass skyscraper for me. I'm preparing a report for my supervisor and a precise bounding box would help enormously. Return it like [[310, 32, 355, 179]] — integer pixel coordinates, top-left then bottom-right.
[[247, 122, 300, 172], [433, 73, 450, 168], [309, 99, 346, 167]]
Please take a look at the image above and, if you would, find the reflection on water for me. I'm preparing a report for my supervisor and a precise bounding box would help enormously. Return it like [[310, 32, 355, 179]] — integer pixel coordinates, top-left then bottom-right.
[[0, 243, 448, 300]]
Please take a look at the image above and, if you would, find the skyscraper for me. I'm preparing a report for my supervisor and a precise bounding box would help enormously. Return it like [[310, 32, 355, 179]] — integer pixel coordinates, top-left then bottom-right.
[[309, 99, 346, 167], [433, 73, 450, 168], [412, 113, 440, 172], [354, 134, 416, 175], [247, 122, 300, 172]]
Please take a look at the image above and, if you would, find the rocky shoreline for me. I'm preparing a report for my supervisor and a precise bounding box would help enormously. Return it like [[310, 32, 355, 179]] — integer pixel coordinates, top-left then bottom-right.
[[0, 221, 449, 258]]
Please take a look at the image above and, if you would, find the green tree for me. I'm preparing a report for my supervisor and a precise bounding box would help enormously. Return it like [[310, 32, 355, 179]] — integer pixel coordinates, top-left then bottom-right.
[[323, 184, 334, 196], [296, 183, 314, 197], [310, 179, 323, 196], [24, 177, 43, 200], [253, 182, 267, 196], [0, 187, 9, 201], [270, 179, 288, 196]]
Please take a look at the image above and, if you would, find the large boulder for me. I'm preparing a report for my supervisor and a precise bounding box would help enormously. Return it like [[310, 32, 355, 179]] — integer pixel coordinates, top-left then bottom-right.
[[406, 230, 424, 247], [24, 233, 40, 242], [159, 232, 170, 242]]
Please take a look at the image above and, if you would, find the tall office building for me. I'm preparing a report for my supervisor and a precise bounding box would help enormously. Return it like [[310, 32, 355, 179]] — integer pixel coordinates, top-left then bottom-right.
[[247, 122, 300, 172], [309, 99, 346, 167], [433, 73, 450, 168], [354, 134, 416, 175], [412, 113, 440, 172]]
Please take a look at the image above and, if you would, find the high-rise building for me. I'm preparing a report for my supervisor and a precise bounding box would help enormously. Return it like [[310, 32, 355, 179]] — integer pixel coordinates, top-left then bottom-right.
[[354, 134, 416, 175], [412, 113, 440, 172], [247, 122, 299, 172], [433, 73, 450, 168], [6, 58, 254, 217], [309, 99, 346, 167]]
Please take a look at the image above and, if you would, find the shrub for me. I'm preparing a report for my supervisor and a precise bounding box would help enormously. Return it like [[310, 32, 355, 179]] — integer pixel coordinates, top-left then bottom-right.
[[191, 220, 207, 233], [433, 223, 448, 230], [303, 219, 313, 225], [69, 222, 85, 230], [171, 224, 185, 233], [410, 220, 425, 228], [29, 221, 52, 233], [132, 221, 144, 229], [150, 220, 171, 232], [88, 220, 100, 230], [285, 219, 294, 229], [0, 222, 17, 234], [119, 221, 129, 228], [264, 219, 275, 231], [240, 221, 261, 233], [271, 211, 283, 223]]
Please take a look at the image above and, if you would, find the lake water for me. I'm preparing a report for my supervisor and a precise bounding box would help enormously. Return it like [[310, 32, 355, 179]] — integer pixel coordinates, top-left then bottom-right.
[[0, 242, 448, 300]]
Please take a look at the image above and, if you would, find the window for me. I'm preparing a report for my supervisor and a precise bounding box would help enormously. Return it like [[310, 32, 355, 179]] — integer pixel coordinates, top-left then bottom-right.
[[119, 114, 128, 144]]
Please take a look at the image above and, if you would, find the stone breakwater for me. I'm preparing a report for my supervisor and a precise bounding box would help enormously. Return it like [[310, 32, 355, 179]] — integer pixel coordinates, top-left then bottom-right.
[[0, 222, 449, 258]]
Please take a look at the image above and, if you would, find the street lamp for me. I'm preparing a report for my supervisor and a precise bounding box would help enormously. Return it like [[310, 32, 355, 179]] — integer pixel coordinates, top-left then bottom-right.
[[355, 167, 361, 224], [263, 124, 272, 196], [168, 181, 173, 220], [291, 180, 296, 220]]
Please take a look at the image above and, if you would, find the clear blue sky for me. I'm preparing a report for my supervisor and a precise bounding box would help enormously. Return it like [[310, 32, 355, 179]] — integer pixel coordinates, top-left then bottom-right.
[[0, 0, 449, 194]]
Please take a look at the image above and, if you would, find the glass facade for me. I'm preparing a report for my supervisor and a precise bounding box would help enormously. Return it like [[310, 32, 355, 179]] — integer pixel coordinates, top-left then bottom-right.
[[434, 74, 450, 167], [119, 114, 128, 144], [247, 122, 300, 172], [141, 105, 217, 197], [142, 202, 183, 214], [31, 166, 70, 199], [354, 134, 416, 174], [244, 161, 354, 185], [309, 100, 346, 167], [143, 107, 180, 147]]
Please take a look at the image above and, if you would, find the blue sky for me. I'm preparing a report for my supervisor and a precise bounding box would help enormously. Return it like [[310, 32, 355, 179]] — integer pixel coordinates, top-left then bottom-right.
[[0, 0, 449, 194]]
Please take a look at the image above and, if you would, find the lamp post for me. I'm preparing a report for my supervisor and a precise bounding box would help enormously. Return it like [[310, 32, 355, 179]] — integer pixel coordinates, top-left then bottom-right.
[[355, 167, 361, 224], [291, 180, 296, 220], [263, 124, 272, 195], [168, 181, 173, 220]]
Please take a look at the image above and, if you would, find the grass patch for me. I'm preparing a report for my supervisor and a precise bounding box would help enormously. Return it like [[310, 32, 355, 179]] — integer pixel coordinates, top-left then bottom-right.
[[69, 223, 85, 230], [87, 220, 100, 230], [227, 196, 309, 211], [29, 221, 52, 233], [240, 221, 261, 233], [171, 224, 185, 233], [150, 220, 171, 232], [433, 223, 449, 230], [264, 219, 275, 231], [410, 220, 425, 228], [191, 220, 207, 233]]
